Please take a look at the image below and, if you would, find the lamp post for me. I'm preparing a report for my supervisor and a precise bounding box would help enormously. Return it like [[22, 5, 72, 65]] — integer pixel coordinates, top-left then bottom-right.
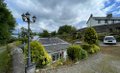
[[21, 12, 36, 67]]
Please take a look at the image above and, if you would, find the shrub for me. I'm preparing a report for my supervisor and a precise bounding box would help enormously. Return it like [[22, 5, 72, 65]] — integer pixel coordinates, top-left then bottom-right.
[[90, 44, 100, 54], [82, 44, 100, 54], [84, 27, 98, 45], [25, 41, 52, 68], [67, 45, 88, 61], [80, 49, 88, 59], [52, 59, 63, 67]]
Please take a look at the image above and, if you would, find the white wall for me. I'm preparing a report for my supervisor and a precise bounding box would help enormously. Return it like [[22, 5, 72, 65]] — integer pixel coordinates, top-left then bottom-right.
[[87, 18, 120, 27]]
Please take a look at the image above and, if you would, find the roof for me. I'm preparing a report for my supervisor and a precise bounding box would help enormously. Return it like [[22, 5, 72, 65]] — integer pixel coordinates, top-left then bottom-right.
[[38, 37, 70, 53], [44, 44, 70, 54], [86, 14, 120, 24], [39, 37, 69, 46], [93, 17, 120, 20]]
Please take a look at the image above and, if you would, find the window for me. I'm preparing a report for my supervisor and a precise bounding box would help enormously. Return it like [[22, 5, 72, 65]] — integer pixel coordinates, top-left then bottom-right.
[[112, 20, 114, 24], [52, 55, 55, 61], [105, 20, 108, 23], [98, 20, 101, 24]]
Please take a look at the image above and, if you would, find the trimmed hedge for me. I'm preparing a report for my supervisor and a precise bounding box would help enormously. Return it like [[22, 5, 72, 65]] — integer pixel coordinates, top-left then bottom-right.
[[84, 27, 98, 45], [82, 44, 100, 54], [67, 45, 88, 61]]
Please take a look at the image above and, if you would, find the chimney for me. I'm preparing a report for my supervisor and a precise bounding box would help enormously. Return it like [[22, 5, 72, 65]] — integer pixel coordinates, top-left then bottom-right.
[[106, 14, 112, 18], [90, 14, 93, 17]]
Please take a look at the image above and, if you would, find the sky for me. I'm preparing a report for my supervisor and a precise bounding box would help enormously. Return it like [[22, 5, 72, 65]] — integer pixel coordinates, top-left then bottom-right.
[[4, 0, 120, 33]]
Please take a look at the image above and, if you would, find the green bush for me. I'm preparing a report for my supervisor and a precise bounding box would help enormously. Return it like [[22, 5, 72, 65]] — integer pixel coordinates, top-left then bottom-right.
[[25, 41, 52, 68], [90, 44, 100, 54], [67, 45, 87, 61], [116, 35, 120, 42], [82, 44, 100, 54], [84, 27, 98, 45], [80, 49, 88, 59]]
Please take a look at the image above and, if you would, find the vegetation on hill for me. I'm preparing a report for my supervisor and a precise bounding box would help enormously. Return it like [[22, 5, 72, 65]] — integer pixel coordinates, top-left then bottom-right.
[[58, 25, 76, 35]]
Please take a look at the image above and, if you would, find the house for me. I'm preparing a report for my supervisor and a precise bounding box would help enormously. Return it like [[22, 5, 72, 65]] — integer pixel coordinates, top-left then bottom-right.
[[87, 14, 120, 27], [38, 37, 70, 62]]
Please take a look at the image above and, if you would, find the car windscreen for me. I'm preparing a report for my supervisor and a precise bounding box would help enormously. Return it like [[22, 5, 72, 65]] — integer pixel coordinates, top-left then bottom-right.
[[104, 37, 115, 40]]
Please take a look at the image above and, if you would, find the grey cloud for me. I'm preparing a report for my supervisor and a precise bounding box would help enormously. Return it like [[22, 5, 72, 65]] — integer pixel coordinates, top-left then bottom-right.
[[5, 0, 107, 32]]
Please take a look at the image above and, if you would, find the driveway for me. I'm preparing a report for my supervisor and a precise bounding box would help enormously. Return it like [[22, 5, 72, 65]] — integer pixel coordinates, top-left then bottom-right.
[[37, 46, 120, 73], [99, 42, 120, 46]]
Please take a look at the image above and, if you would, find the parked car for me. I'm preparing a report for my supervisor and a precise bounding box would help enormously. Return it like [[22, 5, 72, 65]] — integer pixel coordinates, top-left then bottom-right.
[[103, 36, 117, 45]]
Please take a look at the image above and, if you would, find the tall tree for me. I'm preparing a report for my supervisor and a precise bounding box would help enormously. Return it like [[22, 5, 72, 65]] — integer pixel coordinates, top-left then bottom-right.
[[0, 0, 16, 45], [19, 27, 33, 44], [58, 25, 76, 35], [50, 31, 57, 37], [40, 30, 50, 37]]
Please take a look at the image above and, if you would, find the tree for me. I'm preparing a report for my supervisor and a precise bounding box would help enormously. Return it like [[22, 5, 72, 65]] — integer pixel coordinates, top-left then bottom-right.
[[50, 31, 57, 37], [58, 25, 76, 35], [19, 27, 33, 44], [40, 30, 50, 37], [0, 0, 16, 45], [25, 41, 52, 68], [84, 27, 98, 45]]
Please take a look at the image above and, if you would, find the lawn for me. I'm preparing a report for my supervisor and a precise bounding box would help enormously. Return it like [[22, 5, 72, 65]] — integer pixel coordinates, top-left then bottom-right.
[[0, 46, 12, 73]]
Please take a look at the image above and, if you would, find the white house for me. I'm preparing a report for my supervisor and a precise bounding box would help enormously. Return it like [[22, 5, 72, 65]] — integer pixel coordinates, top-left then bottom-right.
[[87, 14, 120, 27]]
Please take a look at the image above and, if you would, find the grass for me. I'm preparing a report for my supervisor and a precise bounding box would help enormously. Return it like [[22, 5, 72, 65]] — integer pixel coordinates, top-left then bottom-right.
[[0, 45, 12, 73]]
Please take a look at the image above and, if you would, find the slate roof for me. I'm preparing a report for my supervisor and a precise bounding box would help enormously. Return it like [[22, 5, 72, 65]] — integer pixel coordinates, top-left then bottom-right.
[[39, 37, 70, 54], [93, 17, 120, 20], [39, 37, 68, 45]]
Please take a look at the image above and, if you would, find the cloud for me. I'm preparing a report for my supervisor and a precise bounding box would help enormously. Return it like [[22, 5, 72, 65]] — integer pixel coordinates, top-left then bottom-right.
[[5, 0, 110, 32]]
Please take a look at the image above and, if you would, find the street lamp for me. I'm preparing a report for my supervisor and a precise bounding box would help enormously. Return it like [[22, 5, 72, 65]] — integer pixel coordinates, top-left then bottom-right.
[[21, 12, 36, 68]]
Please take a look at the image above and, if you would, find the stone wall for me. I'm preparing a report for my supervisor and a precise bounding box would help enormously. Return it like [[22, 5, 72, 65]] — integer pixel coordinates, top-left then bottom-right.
[[78, 23, 120, 34], [11, 47, 25, 73]]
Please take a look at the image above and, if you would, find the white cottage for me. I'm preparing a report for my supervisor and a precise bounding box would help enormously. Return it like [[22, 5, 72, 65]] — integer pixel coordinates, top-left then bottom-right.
[[38, 37, 70, 62], [87, 14, 120, 27]]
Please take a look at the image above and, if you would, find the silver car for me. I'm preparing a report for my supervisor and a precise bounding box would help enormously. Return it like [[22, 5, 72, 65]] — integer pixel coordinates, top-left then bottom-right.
[[103, 36, 117, 45]]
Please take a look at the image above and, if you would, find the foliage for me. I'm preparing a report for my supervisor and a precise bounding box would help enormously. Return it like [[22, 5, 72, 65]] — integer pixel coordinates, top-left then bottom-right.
[[90, 44, 100, 54], [98, 33, 107, 41], [15, 41, 22, 46], [58, 25, 76, 35], [0, 45, 12, 73], [52, 59, 63, 67], [80, 49, 88, 59], [19, 27, 33, 44], [0, 0, 16, 45], [24, 41, 52, 68], [50, 31, 57, 37], [76, 32, 82, 40], [116, 35, 120, 42], [84, 27, 98, 45], [82, 44, 100, 54], [67, 45, 88, 61], [39, 30, 50, 37]]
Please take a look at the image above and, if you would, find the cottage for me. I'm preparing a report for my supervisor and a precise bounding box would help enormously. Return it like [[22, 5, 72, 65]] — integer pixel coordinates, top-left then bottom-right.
[[87, 14, 120, 27], [38, 37, 70, 62]]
